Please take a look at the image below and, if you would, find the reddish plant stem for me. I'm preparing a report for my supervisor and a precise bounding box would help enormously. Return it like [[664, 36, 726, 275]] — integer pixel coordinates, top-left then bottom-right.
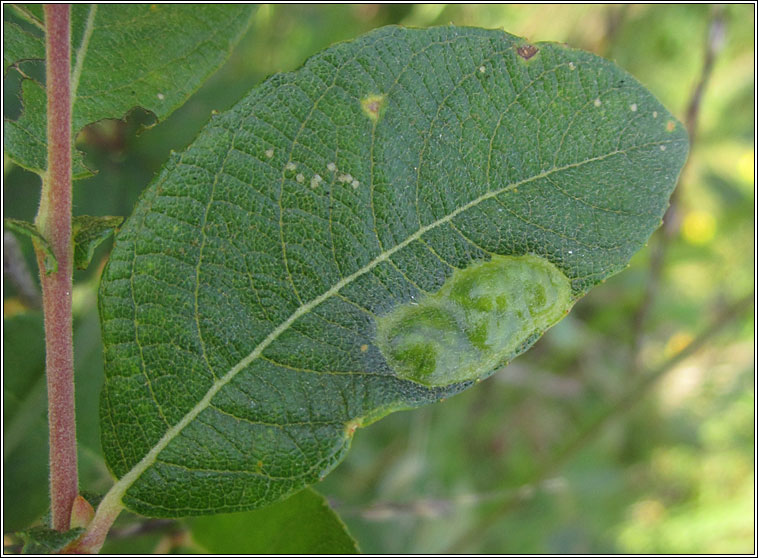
[[38, 3, 78, 532]]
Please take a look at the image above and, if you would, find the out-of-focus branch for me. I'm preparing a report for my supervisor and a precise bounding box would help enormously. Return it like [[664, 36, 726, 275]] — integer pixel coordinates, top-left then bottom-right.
[[335, 476, 570, 521], [596, 4, 630, 56], [630, 7, 726, 369], [105, 519, 179, 540]]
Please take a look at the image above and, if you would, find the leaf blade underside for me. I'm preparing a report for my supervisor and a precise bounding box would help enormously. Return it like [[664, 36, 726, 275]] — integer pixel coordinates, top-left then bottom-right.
[[98, 26, 688, 517]]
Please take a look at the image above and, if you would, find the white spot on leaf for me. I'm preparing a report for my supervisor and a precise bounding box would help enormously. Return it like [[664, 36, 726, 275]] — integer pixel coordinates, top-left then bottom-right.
[[285, 162, 297, 171], [265, 149, 274, 159], [594, 98, 602, 107]]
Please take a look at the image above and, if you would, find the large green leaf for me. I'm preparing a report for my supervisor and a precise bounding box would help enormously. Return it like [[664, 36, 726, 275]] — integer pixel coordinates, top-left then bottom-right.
[[4, 4, 254, 177], [187, 488, 358, 554], [98, 26, 688, 517]]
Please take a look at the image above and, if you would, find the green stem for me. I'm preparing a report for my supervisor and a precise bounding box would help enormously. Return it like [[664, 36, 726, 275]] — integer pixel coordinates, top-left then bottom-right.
[[37, 4, 78, 532]]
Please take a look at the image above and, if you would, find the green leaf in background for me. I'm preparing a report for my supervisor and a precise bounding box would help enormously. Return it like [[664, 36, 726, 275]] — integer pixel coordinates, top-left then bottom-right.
[[72, 215, 123, 270], [3, 4, 255, 177], [98, 26, 688, 517], [4, 218, 57, 273], [3, 19, 45, 74], [187, 488, 359, 554]]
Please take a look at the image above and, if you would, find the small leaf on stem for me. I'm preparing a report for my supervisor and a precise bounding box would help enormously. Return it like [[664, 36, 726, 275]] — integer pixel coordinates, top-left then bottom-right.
[[4, 218, 57, 274]]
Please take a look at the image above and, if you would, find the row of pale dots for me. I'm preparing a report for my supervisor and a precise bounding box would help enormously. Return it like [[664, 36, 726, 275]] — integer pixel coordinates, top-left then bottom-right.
[[567, 60, 672, 151], [476, 60, 670, 154], [264, 148, 362, 190], [591, 97, 672, 152], [566, 60, 648, 117]]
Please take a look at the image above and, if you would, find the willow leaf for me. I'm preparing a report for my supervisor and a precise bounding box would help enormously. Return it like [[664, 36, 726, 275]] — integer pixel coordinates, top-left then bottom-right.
[[98, 26, 688, 517]]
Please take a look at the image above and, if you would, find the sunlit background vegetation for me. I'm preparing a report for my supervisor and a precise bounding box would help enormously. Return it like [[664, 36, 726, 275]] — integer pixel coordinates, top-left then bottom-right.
[[4, 4, 754, 553]]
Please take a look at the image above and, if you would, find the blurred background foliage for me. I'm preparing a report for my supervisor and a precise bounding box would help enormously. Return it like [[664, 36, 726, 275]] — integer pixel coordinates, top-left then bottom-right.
[[3, 4, 754, 554]]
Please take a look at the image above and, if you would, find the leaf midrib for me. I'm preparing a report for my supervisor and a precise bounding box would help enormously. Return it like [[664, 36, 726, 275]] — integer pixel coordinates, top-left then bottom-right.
[[103, 142, 667, 506]]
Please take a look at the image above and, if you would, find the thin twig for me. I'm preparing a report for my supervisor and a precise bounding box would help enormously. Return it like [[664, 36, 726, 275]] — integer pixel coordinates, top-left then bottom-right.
[[630, 7, 726, 369], [448, 290, 753, 552], [106, 519, 180, 540], [334, 477, 569, 521], [596, 4, 630, 56]]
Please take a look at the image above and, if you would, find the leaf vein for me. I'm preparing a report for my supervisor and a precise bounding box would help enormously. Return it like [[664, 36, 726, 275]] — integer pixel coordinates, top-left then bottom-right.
[[70, 4, 97, 105]]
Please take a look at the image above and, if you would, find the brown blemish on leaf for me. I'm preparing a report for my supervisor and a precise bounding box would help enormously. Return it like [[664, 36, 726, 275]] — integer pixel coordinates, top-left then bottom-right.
[[361, 93, 386, 123], [666, 120, 676, 132], [516, 44, 539, 60], [360, 344, 368, 352], [345, 419, 361, 437]]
